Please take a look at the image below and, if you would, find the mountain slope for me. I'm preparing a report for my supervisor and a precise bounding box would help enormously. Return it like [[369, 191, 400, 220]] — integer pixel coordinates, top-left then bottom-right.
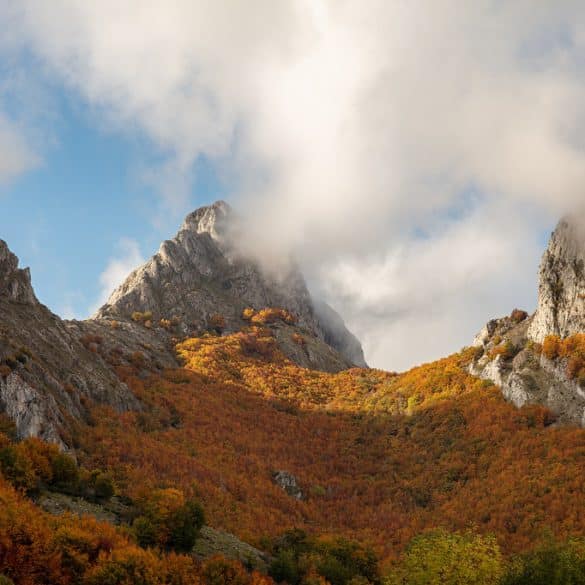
[[0, 240, 140, 447], [1, 211, 585, 581], [74, 326, 585, 563], [0, 201, 367, 444]]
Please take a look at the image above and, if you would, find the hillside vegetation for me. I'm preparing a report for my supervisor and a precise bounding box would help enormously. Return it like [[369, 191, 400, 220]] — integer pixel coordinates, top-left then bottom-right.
[[2, 313, 585, 584], [77, 320, 585, 554]]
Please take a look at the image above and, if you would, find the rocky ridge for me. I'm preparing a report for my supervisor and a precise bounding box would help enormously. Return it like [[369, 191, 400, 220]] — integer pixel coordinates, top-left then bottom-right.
[[0, 241, 153, 447]]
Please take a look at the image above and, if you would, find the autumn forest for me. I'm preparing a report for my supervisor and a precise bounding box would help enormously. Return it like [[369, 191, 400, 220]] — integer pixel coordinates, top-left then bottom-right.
[[1, 309, 585, 584]]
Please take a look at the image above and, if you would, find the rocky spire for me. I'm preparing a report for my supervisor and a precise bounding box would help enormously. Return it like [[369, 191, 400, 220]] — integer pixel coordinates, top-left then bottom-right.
[[0, 240, 38, 304], [180, 199, 231, 241], [528, 216, 585, 342]]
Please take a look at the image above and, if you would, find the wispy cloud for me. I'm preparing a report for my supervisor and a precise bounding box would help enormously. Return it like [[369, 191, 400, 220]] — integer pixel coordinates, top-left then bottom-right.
[[0, 111, 38, 184], [90, 238, 144, 316]]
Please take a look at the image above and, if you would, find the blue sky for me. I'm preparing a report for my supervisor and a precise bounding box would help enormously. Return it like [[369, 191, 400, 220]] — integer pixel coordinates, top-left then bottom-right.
[[0, 88, 226, 318]]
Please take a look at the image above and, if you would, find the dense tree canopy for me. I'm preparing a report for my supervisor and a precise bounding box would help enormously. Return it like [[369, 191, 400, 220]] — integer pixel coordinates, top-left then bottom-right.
[[2, 312, 585, 583]]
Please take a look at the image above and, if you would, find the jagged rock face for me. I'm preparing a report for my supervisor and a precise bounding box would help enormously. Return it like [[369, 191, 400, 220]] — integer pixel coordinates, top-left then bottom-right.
[[0, 241, 145, 447], [528, 217, 585, 342], [0, 240, 37, 304], [95, 201, 366, 370], [468, 218, 585, 426], [0, 203, 366, 445], [470, 312, 585, 426]]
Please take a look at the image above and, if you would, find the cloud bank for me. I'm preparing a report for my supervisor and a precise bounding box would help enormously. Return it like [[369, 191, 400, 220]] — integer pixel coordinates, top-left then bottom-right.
[[3, 1, 585, 368]]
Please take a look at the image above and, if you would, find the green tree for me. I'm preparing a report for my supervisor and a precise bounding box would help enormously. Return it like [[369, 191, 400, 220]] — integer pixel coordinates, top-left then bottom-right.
[[386, 530, 503, 585], [0, 446, 36, 491], [94, 472, 116, 501], [316, 538, 379, 585], [167, 499, 205, 552], [270, 549, 301, 585], [269, 532, 379, 585], [133, 515, 159, 548], [50, 452, 79, 492], [503, 540, 585, 585]]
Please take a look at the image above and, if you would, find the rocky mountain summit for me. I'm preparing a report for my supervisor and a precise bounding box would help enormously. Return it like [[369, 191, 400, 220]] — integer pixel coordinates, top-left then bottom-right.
[[95, 200, 366, 370], [470, 216, 585, 426]]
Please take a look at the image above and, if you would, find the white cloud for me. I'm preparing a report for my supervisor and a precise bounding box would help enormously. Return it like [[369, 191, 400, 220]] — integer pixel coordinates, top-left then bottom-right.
[[316, 200, 543, 369], [91, 238, 144, 316], [4, 1, 585, 368], [0, 112, 38, 184]]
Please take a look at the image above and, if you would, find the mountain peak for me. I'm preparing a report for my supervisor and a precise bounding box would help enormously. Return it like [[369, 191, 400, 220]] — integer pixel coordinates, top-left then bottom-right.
[[94, 201, 366, 371], [0, 240, 38, 304], [528, 215, 585, 342], [180, 200, 232, 242]]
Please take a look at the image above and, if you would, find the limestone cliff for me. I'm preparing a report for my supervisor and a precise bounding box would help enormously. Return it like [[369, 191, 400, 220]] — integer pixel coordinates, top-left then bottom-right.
[[469, 216, 585, 426], [469, 310, 585, 426], [528, 217, 585, 342]]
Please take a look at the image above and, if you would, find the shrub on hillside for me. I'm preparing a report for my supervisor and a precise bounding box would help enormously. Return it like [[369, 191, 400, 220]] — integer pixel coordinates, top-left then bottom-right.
[[202, 556, 252, 585], [291, 333, 305, 346], [238, 332, 276, 358], [133, 488, 204, 552], [51, 453, 80, 492], [250, 308, 296, 325], [93, 472, 116, 500], [540, 334, 585, 383], [167, 499, 205, 552], [242, 307, 256, 321], [542, 335, 561, 360], [131, 311, 153, 324], [209, 314, 226, 334], [489, 341, 517, 361], [510, 309, 529, 323]]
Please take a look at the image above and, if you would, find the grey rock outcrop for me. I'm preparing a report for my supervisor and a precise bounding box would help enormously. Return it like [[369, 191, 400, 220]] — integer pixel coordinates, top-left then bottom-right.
[[0, 241, 142, 447], [528, 217, 585, 342], [0, 240, 37, 304], [469, 217, 585, 426], [272, 470, 303, 500], [469, 312, 585, 425], [313, 300, 367, 367], [0, 371, 65, 447], [95, 201, 365, 371]]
